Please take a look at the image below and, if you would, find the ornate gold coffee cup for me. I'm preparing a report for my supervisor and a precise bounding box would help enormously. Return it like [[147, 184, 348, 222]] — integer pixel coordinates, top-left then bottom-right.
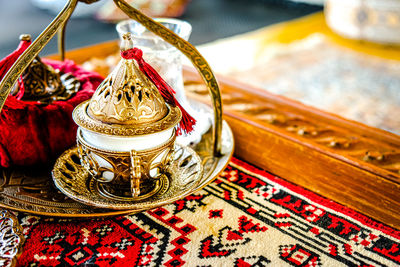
[[72, 34, 182, 199]]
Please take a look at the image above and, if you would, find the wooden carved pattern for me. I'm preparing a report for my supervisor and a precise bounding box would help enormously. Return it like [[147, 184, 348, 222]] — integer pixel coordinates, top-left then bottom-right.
[[184, 81, 400, 180]]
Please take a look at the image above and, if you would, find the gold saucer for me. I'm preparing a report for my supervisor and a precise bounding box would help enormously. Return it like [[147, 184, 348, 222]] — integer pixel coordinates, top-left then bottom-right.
[[52, 145, 202, 210]]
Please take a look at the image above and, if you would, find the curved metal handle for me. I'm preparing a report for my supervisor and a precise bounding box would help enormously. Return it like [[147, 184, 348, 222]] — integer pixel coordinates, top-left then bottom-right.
[[0, 0, 78, 111], [58, 16, 72, 62], [114, 0, 223, 157]]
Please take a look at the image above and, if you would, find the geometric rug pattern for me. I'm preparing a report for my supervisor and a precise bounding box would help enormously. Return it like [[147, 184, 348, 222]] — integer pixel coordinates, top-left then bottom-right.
[[16, 158, 400, 266]]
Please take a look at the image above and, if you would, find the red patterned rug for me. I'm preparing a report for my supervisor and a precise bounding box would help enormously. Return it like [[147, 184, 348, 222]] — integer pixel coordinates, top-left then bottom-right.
[[16, 158, 400, 266]]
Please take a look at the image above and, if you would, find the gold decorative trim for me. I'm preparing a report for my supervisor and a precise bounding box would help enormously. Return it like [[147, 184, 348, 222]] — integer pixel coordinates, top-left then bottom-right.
[[0, 210, 24, 267], [0, 0, 224, 156], [96, 176, 168, 201], [12, 52, 80, 104], [73, 101, 181, 136], [0, 0, 234, 215]]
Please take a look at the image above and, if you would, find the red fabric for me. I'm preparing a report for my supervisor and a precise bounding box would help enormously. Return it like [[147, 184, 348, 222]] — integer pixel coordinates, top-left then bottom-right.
[[0, 59, 103, 167], [0, 39, 31, 79], [121, 48, 196, 135]]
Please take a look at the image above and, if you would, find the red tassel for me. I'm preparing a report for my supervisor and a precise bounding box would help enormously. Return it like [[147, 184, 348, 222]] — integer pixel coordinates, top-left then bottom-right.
[[0, 38, 31, 81], [121, 47, 196, 135]]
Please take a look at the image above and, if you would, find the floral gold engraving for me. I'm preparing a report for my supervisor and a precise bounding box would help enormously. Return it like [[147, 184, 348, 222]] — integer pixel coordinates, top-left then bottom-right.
[[73, 101, 181, 136], [0, 0, 78, 110], [0, 0, 233, 216], [11, 55, 80, 104], [113, 0, 223, 155]]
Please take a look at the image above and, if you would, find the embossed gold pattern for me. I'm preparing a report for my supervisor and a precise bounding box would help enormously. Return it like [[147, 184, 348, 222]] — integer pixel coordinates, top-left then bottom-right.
[[17, 56, 65, 101], [11, 52, 80, 103], [52, 145, 204, 210], [0, 0, 234, 216], [113, 0, 223, 155], [74, 101, 181, 136], [0, 210, 24, 267], [0, 0, 78, 111], [73, 32, 184, 199], [0, 0, 223, 156], [73, 33, 182, 137], [76, 128, 176, 198], [88, 50, 169, 125]]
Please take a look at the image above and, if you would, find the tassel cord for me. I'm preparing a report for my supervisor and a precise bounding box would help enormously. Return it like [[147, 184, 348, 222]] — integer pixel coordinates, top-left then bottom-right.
[[121, 47, 196, 134]]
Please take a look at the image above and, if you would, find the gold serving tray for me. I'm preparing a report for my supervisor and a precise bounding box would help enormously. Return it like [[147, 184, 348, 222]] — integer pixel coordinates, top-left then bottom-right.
[[0, 117, 233, 217]]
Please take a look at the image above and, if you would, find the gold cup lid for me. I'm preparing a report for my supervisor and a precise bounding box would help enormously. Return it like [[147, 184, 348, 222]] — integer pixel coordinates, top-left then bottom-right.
[[73, 34, 181, 137], [11, 34, 80, 104]]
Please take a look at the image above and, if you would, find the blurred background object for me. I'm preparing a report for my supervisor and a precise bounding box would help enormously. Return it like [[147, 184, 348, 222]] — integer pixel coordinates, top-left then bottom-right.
[[195, 13, 400, 134], [0, 0, 321, 58], [96, 0, 191, 22], [31, 0, 104, 17], [325, 0, 400, 45]]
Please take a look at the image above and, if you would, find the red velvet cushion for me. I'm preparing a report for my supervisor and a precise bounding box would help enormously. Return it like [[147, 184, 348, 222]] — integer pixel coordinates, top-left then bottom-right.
[[0, 59, 103, 167]]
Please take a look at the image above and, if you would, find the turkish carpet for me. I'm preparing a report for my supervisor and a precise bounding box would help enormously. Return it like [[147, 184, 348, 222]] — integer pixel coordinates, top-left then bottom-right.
[[16, 157, 400, 266]]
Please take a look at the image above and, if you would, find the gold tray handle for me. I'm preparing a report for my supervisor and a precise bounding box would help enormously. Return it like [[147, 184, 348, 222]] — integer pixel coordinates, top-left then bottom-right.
[[114, 0, 223, 157]]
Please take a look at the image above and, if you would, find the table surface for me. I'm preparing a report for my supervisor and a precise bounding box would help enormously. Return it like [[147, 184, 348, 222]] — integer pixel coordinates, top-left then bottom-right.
[[0, 0, 321, 58]]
